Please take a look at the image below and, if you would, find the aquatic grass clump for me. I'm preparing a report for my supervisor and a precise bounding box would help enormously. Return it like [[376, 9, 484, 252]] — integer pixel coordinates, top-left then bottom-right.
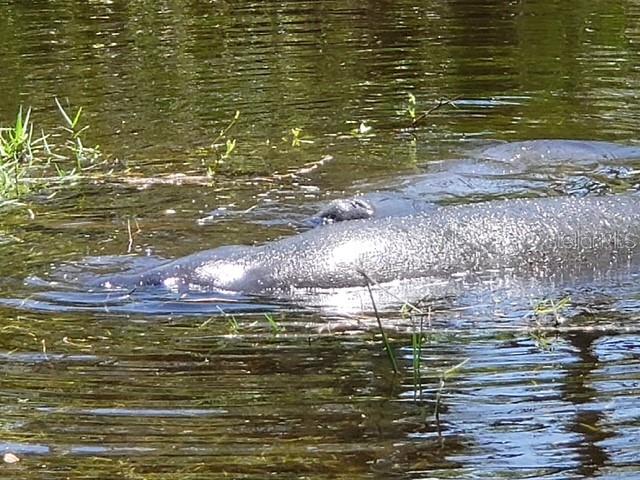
[[54, 98, 101, 170], [202, 110, 240, 176], [0, 100, 102, 202], [0, 107, 36, 198], [405, 304, 430, 402], [402, 94, 460, 129]]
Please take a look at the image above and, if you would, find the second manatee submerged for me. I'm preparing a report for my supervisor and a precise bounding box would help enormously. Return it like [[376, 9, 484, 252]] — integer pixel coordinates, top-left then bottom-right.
[[310, 139, 640, 225]]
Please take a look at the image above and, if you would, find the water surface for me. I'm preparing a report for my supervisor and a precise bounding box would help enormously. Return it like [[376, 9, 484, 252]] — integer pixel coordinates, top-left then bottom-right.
[[1, 0, 640, 478]]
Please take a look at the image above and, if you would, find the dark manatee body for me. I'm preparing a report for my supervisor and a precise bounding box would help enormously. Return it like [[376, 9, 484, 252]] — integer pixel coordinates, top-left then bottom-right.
[[310, 140, 640, 225], [102, 195, 640, 304]]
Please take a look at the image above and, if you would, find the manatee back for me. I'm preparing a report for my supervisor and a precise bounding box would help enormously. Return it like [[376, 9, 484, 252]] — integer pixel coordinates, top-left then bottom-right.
[[254, 195, 640, 290]]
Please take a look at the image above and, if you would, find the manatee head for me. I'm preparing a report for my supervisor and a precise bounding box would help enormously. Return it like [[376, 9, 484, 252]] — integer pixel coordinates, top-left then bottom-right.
[[311, 198, 375, 225]]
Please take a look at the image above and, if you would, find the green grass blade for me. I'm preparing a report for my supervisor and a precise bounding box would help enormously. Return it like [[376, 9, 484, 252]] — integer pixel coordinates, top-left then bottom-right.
[[55, 97, 73, 128], [72, 106, 83, 129], [14, 107, 24, 140]]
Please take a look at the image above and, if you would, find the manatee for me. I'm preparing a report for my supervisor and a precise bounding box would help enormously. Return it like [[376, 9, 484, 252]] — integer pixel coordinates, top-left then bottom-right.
[[99, 195, 640, 308]]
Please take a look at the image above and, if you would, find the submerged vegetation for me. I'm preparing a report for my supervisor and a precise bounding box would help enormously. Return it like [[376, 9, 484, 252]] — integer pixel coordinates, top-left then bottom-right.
[[0, 100, 101, 202], [0, 93, 454, 203], [0, 107, 34, 199], [0, 104, 246, 200], [202, 110, 240, 176]]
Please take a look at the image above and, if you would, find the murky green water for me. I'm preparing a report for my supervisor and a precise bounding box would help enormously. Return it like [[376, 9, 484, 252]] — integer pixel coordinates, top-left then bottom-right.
[[2, 0, 640, 478]]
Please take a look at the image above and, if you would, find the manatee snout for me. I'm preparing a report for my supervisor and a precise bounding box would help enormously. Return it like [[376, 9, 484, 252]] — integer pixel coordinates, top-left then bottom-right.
[[306, 198, 375, 226], [95, 245, 263, 294]]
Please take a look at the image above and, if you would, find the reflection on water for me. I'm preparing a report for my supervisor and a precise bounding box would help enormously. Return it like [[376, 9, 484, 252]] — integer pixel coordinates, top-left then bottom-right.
[[2, 0, 640, 478], [1, 311, 639, 479]]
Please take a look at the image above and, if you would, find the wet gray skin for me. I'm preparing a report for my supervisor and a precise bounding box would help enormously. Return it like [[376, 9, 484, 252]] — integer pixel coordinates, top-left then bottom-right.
[[100, 195, 640, 297], [310, 139, 640, 225]]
